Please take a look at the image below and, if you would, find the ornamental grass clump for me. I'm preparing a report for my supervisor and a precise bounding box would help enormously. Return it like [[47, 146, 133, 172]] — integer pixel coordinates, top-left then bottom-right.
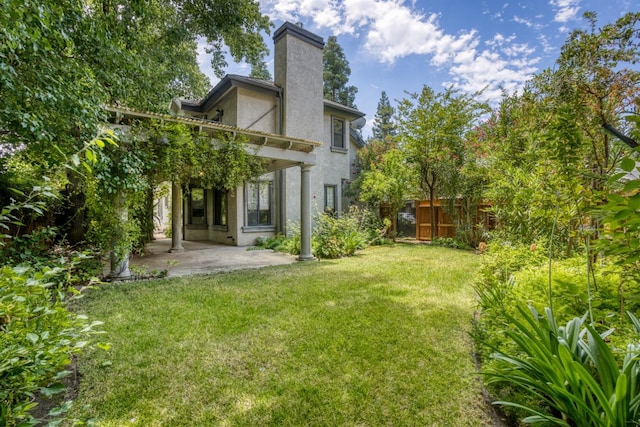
[[483, 304, 640, 426]]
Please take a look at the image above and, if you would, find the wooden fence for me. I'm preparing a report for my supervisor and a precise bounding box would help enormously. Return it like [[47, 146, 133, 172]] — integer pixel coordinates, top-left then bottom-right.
[[415, 199, 493, 241]]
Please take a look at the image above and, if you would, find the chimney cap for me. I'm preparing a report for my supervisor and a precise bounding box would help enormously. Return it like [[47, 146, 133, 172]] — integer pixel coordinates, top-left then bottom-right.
[[273, 21, 324, 49]]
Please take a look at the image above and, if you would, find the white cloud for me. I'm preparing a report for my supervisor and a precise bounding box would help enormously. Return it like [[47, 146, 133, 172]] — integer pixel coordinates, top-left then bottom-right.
[[513, 15, 532, 26], [443, 30, 539, 101], [537, 34, 555, 53], [263, 0, 541, 102], [549, 0, 580, 23], [513, 15, 544, 30]]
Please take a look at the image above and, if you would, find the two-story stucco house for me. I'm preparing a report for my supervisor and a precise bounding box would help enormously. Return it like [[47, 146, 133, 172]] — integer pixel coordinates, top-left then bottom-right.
[[108, 22, 365, 262]]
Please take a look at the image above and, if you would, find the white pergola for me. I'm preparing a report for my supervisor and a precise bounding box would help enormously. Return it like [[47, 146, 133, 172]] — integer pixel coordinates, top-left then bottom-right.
[[105, 105, 320, 279]]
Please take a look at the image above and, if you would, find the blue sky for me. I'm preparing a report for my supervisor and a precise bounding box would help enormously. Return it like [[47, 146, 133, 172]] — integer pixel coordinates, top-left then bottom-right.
[[199, 0, 636, 138]]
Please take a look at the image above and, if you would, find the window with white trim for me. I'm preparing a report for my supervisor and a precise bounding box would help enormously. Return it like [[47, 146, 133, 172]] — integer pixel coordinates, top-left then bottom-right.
[[332, 117, 346, 149]]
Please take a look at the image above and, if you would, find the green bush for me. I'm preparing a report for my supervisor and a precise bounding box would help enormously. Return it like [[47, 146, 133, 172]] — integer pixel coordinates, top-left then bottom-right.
[[312, 207, 374, 259], [255, 207, 385, 259], [312, 214, 362, 258], [0, 265, 106, 426], [255, 234, 287, 251], [0, 227, 58, 266], [474, 248, 637, 356], [430, 237, 471, 250]]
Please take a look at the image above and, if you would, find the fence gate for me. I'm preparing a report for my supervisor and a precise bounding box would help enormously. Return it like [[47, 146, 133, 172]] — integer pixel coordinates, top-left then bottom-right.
[[415, 199, 493, 241]]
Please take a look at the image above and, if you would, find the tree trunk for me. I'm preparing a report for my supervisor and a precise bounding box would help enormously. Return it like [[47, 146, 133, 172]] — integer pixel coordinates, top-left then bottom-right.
[[60, 173, 87, 245], [429, 185, 436, 241]]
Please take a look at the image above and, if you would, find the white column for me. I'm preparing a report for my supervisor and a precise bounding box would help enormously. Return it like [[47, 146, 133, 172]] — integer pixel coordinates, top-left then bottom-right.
[[109, 191, 132, 280], [298, 164, 314, 261], [169, 181, 184, 253]]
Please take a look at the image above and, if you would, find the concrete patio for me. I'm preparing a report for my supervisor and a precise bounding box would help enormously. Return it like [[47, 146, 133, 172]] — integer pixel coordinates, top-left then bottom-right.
[[118, 238, 297, 278]]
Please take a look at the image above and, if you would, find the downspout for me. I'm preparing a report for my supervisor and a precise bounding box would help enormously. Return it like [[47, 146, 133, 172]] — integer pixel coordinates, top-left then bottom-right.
[[277, 88, 285, 235], [278, 88, 283, 135]]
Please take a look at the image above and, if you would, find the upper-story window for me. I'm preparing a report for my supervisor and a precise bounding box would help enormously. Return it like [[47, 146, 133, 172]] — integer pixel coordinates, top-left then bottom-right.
[[331, 117, 347, 151]]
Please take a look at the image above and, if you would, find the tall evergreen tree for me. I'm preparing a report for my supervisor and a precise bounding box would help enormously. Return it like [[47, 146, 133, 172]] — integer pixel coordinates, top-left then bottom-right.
[[249, 57, 272, 80], [323, 36, 358, 108], [372, 91, 396, 140]]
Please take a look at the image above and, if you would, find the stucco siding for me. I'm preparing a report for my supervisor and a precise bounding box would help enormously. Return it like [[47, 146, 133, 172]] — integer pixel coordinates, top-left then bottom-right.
[[236, 88, 279, 133], [321, 113, 353, 213], [207, 91, 238, 126], [275, 28, 324, 143]]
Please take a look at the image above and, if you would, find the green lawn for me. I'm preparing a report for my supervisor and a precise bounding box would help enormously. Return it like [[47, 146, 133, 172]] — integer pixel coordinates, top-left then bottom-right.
[[70, 244, 493, 426]]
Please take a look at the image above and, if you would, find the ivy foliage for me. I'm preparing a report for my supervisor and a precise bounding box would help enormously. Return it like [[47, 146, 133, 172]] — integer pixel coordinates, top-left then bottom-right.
[[84, 121, 265, 258], [141, 121, 266, 188]]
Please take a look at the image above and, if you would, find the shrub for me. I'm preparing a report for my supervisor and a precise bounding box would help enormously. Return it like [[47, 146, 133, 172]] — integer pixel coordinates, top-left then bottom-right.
[[474, 247, 637, 357], [312, 207, 373, 259], [255, 207, 385, 259], [0, 227, 58, 265], [0, 227, 104, 290], [473, 242, 640, 424], [430, 237, 471, 250], [255, 234, 288, 251], [0, 265, 106, 426]]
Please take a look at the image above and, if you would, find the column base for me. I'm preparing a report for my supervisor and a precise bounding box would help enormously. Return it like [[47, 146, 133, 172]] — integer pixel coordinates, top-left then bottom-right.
[[108, 271, 133, 281], [296, 254, 316, 261], [109, 253, 132, 281], [168, 247, 184, 253]]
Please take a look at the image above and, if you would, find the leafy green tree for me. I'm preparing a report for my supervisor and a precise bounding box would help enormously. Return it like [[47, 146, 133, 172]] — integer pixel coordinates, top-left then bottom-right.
[[372, 91, 396, 140], [1, 0, 272, 246], [1, 0, 271, 161], [596, 106, 640, 281], [358, 143, 414, 235], [323, 36, 358, 108], [0, 0, 105, 171], [397, 86, 488, 240], [76, 0, 271, 111], [555, 11, 640, 177], [480, 11, 640, 252]]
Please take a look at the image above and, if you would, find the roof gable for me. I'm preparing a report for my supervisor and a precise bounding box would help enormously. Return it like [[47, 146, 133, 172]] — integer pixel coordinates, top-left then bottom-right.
[[173, 75, 281, 115]]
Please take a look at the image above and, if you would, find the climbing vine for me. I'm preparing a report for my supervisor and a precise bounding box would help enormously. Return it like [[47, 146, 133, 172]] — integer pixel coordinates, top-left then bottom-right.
[[84, 120, 265, 266]]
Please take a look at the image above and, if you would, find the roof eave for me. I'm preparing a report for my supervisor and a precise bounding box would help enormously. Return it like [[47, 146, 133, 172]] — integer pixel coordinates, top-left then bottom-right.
[[323, 100, 365, 119], [104, 105, 321, 153]]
